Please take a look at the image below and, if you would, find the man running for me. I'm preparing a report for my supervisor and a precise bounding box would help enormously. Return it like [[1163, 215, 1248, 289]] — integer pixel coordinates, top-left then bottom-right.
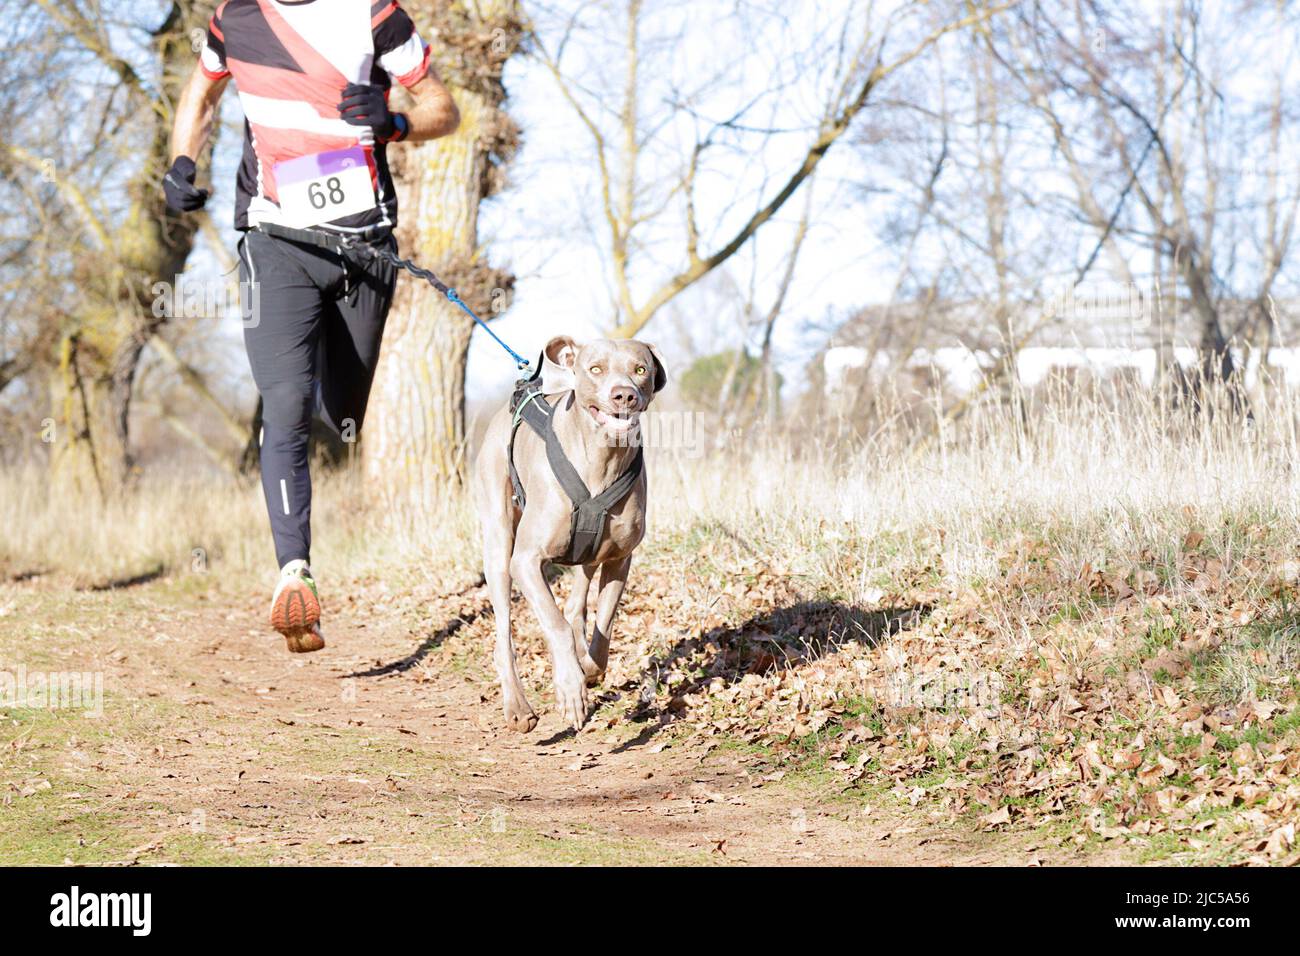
[[164, 0, 459, 653]]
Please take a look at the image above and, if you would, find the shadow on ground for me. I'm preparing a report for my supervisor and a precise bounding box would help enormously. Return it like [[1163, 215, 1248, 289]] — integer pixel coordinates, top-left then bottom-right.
[[347, 602, 489, 678], [609, 599, 932, 753]]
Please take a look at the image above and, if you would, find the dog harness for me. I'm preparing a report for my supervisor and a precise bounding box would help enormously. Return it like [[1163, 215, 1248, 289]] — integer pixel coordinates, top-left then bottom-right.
[[507, 361, 644, 566]]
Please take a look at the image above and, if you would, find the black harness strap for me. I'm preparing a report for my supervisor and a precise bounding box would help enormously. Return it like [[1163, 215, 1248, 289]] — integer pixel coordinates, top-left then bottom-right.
[[508, 362, 644, 566]]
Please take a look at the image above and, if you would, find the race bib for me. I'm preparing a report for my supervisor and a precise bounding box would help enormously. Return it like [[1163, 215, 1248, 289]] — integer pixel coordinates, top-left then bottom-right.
[[274, 147, 377, 227]]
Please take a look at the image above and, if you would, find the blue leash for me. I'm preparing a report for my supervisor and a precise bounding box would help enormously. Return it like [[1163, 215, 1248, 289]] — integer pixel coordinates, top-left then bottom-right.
[[445, 290, 531, 371]]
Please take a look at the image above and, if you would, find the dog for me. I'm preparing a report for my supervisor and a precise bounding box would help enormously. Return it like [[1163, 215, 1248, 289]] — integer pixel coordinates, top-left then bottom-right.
[[472, 335, 667, 732]]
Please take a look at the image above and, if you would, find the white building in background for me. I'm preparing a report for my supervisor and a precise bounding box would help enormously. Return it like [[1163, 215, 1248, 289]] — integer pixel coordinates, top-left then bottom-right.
[[818, 291, 1300, 397], [823, 345, 1300, 396]]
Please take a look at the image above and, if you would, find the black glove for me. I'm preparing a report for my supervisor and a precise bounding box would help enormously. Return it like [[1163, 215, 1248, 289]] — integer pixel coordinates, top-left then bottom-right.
[[163, 155, 209, 212], [337, 83, 401, 141]]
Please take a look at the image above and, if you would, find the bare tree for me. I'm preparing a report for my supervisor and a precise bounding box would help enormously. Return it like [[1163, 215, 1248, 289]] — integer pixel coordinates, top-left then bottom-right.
[[1035, 2, 1238, 385], [0, 0, 219, 493], [531, 0, 1018, 339]]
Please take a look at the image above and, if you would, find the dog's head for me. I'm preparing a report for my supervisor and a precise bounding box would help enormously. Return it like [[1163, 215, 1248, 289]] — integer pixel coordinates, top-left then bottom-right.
[[541, 335, 667, 437]]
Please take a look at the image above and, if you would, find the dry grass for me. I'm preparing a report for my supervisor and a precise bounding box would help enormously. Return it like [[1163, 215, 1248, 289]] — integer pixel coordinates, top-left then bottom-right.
[[5, 377, 1300, 862], [657, 379, 1300, 603], [624, 380, 1300, 863], [0, 463, 480, 592], [5, 377, 1300, 604]]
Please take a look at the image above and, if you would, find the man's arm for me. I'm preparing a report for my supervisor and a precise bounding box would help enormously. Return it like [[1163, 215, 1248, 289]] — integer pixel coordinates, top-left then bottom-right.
[[171, 65, 229, 163], [163, 65, 228, 211], [400, 65, 459, 143]]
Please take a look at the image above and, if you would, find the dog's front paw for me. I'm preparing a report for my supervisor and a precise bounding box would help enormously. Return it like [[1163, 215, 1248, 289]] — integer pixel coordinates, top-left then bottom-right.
[[554, 667, 590, 731], [503, 695, 539, 734]]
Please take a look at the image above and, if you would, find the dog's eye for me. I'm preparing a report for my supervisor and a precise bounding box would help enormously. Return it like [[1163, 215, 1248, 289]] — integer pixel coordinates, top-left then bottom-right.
[[590, 365, 602, 374], [635, 365, 647, 376]]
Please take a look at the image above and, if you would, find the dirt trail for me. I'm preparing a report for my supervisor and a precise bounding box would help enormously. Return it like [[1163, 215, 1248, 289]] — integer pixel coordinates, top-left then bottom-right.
[[1, 578, 1110, 866]]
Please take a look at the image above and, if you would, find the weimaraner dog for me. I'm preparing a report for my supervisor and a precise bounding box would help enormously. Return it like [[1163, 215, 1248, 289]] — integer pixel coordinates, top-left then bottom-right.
[[472, 335, 667, 732]]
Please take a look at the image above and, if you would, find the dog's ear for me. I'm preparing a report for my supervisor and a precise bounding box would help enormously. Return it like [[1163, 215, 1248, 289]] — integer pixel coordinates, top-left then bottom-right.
[[541, 335, 578, 393], [644, 343, 668, 394]]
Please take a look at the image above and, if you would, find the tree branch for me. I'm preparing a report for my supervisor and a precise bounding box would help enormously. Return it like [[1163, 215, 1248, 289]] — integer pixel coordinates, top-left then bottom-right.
[[3, 143, 114, 251], [611, 1, 1019, 338]]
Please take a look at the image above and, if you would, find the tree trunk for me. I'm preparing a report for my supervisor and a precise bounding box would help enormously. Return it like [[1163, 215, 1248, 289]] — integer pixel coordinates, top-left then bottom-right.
[[363, 0, 520, 511], [49, 331, 121, 497], [46, 2, 212, 493]]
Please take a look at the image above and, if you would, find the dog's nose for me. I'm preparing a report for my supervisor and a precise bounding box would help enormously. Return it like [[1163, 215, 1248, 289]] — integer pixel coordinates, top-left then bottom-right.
[[609, 385, 637, 408]]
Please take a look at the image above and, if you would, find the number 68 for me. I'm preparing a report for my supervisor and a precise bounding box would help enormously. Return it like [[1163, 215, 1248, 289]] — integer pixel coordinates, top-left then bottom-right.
[[308, 176, 346, 210]]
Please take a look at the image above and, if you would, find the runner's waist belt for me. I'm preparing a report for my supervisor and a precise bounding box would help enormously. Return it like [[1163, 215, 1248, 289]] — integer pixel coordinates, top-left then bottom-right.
[[248, 220, 392, 253]]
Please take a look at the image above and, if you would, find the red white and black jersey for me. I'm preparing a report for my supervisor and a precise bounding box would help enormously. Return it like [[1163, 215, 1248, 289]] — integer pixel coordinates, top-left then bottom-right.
[[201, 0, 431, 232]]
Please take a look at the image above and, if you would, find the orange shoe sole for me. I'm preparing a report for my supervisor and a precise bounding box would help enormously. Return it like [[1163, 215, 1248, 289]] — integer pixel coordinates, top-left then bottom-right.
[[270, 579, 324, 654]]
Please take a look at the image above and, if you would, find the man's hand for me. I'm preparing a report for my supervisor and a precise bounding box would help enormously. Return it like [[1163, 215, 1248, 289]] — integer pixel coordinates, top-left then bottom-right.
[[337, 83, 404, 141], [163, 155, 209, 212]]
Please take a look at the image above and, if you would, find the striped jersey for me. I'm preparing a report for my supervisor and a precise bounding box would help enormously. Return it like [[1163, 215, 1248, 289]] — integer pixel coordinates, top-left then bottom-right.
[[201, 0, 431, 232]]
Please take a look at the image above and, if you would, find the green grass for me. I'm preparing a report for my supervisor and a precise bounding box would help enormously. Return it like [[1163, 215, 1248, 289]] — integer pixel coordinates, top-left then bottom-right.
[[1130, 807, 1253, 866], [0, 704, 263, 865], [1190, 598, 1300, 704]]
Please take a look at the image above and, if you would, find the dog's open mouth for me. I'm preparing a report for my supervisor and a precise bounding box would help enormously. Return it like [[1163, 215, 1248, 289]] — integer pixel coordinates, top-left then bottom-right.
[[587, 405, 639, 431]]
